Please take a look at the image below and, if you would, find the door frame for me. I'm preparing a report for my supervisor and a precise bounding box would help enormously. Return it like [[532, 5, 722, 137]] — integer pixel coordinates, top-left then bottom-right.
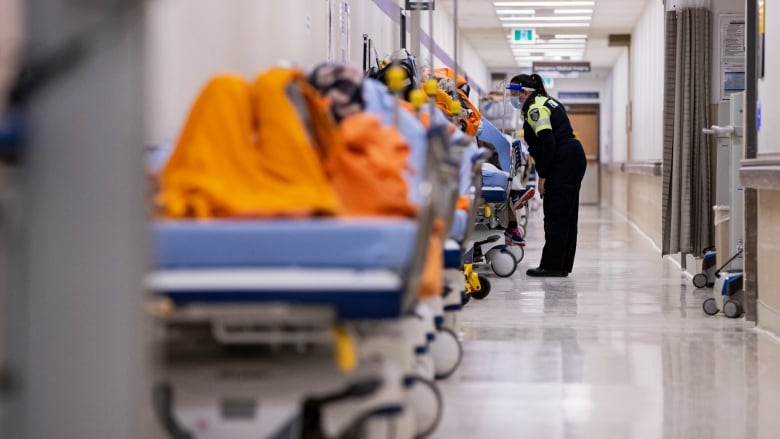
[[564, 103, 601, 205]]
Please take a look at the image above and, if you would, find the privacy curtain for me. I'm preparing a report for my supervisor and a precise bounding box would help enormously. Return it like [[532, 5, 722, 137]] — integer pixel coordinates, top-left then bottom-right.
[[662, 6, 713, 256]]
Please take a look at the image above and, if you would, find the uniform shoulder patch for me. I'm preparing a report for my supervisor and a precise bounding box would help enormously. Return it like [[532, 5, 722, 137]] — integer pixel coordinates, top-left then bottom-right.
[[529, 108, 540, 122]]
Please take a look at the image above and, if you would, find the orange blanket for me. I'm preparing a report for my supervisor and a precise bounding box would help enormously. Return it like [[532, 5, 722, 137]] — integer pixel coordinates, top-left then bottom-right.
[[328, 113, 416, 217], [157, 69, 416, 220], [157, 70, 340, 218]]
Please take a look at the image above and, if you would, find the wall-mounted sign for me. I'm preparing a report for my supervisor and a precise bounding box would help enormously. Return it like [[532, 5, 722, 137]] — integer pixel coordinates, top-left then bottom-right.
[[512, 29, 534, 43], [532, 61, 591, 74], [405, 0, 435, 10], [720, 14, 745, 101], [558, 91, 599, 100]]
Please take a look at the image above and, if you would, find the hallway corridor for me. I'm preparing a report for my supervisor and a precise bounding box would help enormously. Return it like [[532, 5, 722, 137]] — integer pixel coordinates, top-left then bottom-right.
[[434, 206, 780, 439]]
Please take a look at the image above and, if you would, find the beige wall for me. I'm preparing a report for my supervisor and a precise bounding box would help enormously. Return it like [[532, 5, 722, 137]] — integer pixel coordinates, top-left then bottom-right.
[[628, 173, 663, 248], [601, 168, 662, 248], [143, 0, 488, 144], [757, 190, 780, 321]]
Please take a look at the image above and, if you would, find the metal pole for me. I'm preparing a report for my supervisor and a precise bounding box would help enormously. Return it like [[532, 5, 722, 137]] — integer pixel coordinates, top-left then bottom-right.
[[743, 0, 759, 321], [452, 0, 459, 93], [410, 10, 421, 60], [7, 1, 148, 437]]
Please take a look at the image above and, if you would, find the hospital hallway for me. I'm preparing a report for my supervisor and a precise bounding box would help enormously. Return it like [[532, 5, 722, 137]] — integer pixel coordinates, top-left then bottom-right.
[[432, 205, 780, 439]]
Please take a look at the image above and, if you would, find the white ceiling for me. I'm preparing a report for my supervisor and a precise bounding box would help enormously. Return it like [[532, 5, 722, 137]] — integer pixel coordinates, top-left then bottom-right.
[[436, 0, 651, 70]]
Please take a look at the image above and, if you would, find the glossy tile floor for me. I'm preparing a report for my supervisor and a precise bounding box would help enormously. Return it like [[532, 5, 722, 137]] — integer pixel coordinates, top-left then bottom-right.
[[433, 206, 780, 439]]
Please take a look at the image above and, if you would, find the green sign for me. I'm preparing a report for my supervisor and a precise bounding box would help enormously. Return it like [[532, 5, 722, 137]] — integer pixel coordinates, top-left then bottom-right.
[[513, 29, 534, 43]]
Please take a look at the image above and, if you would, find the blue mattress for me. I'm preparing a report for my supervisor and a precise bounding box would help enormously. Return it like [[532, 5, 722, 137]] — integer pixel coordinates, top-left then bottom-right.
[[481, 164, 509, 203], [153, 218, 418, 271], [162, 288, 402, 320], [443, 240, 462, 269], [482, 167, 509, 188], [479, 119, 511, 172]]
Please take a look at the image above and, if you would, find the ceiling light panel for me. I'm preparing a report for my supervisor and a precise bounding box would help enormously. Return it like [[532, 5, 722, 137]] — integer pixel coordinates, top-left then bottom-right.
[[494, 1, 595, 6], [495, 9, 536, 14], [553, 9, 593, 14], [501, 22, 591, 27], [500, 16, 592, 21]]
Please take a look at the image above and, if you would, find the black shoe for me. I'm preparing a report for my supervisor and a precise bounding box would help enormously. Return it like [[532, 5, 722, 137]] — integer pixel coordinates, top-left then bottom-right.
[[526, 267, 567, 277]]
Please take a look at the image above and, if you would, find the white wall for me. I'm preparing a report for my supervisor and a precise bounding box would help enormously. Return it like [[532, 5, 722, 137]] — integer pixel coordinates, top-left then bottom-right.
[[630, 0, 665, 161], [144, 0, 488, 144], [758, 0, 780, 153], [417, 10, 489, 95], [610, 49, 630, 163]]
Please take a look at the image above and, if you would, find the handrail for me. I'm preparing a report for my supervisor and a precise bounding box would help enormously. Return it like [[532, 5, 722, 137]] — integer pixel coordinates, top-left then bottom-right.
[[621, 160, 662, 177], [740, 154, 780, 191]]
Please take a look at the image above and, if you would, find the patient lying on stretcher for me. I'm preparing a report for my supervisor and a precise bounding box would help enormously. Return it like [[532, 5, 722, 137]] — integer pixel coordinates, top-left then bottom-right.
[[152, 64, 444, 299]]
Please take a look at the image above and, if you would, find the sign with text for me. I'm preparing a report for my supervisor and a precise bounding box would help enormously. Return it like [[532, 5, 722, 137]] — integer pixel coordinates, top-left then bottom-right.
[[558, 91, 599, 100], [405, 0, 435, 10], [533, 61, 591, 74]]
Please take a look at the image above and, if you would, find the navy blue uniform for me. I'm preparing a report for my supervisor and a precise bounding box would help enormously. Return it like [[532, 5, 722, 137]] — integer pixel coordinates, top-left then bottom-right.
[[523, 94, 586, 273]]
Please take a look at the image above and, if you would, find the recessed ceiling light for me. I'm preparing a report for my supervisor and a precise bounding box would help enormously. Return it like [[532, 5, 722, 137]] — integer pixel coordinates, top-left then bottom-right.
[[512, 45, 585, 50], [495, 9, 536, 14], [501, 22, 591, 27], [554, 9, 593, 14], [555, 34, 588, 39], [500, 16, 592, 21], [494, 1, 595, 6]]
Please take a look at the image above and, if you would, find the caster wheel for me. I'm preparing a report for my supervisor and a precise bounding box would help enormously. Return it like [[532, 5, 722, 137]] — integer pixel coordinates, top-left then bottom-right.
[[506, 244, 525, 263], [702, 298, 719, 316], [431, 327, 463, 380], [405, 375, 443, 438], [518, 224, 527, 237], [487, 248, 517, 278], [724, 299, 743, 318], [471, 275, 491, 300], [692, 273, 709, 288]]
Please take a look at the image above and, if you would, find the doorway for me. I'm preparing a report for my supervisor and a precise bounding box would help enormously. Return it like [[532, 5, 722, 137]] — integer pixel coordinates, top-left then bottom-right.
[[565, 104, 600, 205]]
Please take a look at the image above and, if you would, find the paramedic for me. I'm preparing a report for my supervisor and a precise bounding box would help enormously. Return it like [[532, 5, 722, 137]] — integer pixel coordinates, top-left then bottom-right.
[[508, 73, 586, 277]]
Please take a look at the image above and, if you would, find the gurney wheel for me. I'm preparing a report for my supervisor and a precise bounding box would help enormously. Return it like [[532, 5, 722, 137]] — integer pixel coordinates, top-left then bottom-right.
[[487, 248, 517, 277], [471, 275, 491, 300], [431, 327, 463, 380], [692, 273, 709, 288], [406, 375, 443, 438], [724, 299, 743, 318], [702, 298, 719, 316], [506, 244, 524, 264], [461, 290, 471, 306]]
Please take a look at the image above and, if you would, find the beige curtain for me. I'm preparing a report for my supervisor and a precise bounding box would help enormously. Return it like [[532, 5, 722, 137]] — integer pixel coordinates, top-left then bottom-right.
[[662, 7, 713, 256]]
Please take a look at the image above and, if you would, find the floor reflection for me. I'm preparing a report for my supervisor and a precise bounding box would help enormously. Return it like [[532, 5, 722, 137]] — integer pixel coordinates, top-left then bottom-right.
[[433, 207, 780, 439]]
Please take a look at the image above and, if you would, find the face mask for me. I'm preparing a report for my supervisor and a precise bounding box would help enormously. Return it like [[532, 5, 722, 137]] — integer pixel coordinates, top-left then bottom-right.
[[476, 118, 484, 137], [510, 96, 523, 110]]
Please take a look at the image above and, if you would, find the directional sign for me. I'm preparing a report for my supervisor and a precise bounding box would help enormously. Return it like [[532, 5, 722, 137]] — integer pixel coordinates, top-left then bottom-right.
[[405, 0, 435, 10], [512, 29, 534, 43], [533, 61, 591, 74]]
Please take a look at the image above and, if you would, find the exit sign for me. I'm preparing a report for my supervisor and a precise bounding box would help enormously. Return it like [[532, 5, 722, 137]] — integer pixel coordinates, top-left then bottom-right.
[[512, 29, 534, 43]]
